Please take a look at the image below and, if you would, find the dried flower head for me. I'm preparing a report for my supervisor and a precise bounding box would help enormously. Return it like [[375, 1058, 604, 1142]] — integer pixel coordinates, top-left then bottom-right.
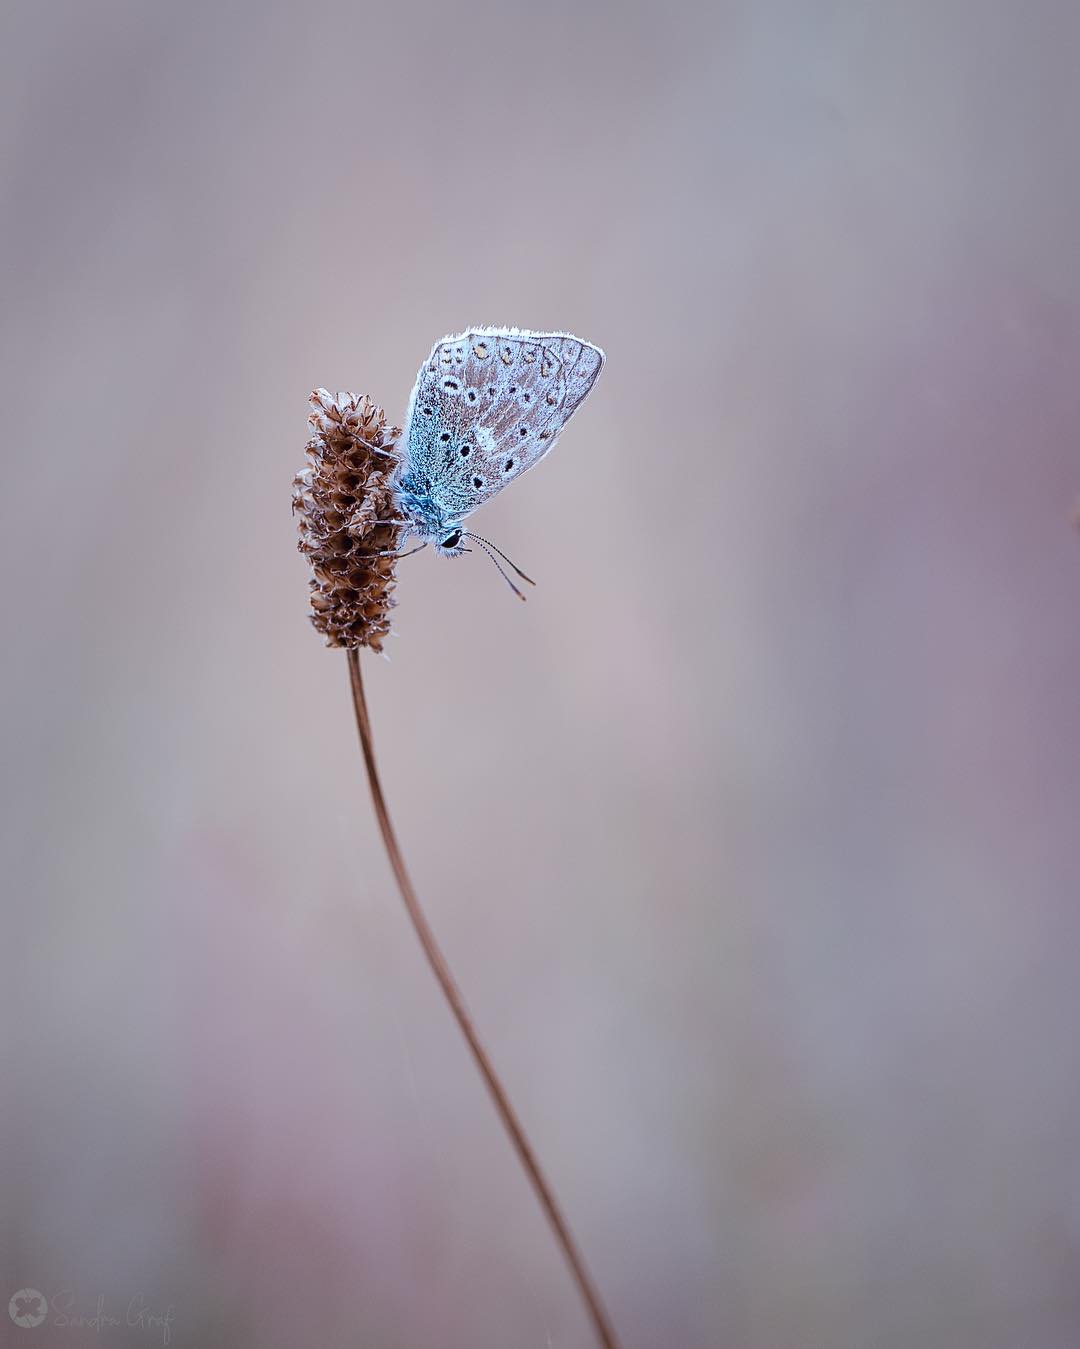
[[293, 389, 405, 651]]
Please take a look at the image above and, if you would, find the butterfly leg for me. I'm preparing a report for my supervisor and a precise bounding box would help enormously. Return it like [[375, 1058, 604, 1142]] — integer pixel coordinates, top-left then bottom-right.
[[367, 541, 428, 559]]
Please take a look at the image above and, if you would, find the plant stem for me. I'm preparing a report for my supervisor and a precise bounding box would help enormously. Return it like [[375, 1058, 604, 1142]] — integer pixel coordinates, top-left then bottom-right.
[[346, 648, 620, 1349]]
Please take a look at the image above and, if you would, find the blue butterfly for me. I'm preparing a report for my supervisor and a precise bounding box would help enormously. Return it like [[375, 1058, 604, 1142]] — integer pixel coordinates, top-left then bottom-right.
[[393, 327, 604, 594]]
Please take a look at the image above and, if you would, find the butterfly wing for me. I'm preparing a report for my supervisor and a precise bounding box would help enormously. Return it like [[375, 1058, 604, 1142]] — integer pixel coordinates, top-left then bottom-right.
[[401, 327, 604, 525]]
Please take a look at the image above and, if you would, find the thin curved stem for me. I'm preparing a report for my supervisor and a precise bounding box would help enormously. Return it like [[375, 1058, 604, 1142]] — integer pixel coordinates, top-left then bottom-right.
[[346, 648, 620, 1349]]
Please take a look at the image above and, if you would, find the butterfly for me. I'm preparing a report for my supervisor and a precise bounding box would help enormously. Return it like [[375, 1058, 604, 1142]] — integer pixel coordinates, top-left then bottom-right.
[[392, 327, 604, 595]]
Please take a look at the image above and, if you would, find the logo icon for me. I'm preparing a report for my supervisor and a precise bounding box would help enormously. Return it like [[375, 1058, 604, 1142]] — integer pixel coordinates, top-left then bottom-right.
[[8, 1289, 47, 1329]]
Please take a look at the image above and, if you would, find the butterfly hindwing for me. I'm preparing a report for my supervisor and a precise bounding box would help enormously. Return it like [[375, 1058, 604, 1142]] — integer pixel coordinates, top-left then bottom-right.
[[402, 327, 603, 523]]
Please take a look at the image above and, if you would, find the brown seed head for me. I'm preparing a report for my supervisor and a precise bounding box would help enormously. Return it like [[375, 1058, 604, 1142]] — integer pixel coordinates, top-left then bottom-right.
[[293, 389, 406, 651]]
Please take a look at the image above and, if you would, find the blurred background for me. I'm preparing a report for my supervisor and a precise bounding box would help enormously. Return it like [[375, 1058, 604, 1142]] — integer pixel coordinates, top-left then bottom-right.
[[3, 2, 1079, 1346]]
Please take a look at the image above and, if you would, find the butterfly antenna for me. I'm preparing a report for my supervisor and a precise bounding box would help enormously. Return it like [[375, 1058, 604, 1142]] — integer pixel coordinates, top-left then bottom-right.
[[467, 535, 528, 601], [463, 532, 536, 587]]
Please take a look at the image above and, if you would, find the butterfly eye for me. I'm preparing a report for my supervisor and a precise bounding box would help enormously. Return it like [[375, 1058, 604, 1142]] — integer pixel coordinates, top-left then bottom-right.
[[441, 530, 462, 549]]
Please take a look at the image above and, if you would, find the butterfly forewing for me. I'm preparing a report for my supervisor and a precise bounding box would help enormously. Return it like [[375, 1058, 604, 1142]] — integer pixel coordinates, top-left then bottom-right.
[[401, 328, 603, 526]]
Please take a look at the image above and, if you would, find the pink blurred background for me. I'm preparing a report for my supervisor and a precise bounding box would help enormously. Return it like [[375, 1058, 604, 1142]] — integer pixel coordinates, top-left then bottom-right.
[[4, 2, 1080, 1346]]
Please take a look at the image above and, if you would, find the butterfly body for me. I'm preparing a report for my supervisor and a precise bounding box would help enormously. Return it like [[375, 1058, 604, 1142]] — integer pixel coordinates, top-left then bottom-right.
[[394, 327, 604, 555]]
